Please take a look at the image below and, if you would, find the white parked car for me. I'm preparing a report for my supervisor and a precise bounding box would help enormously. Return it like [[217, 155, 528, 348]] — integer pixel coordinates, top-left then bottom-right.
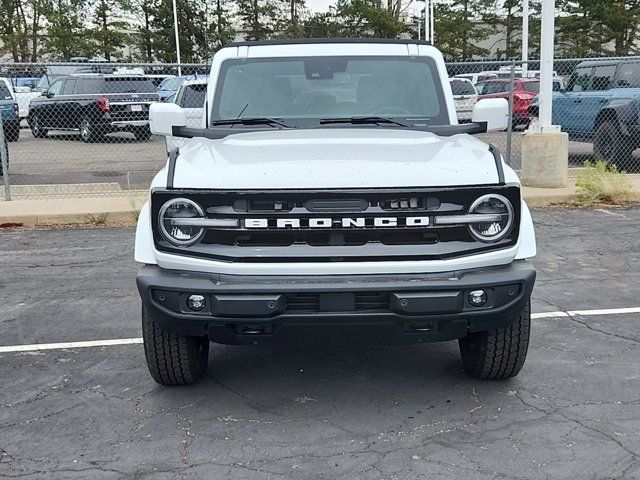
[[449, 78, 478, 122], [137, 39, 536, 385], [165, 77, 207, 151], [454, 72, 498, 85]]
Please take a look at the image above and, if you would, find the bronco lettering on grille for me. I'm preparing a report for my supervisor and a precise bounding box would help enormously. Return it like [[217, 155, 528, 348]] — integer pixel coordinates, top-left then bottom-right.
[[244, 217, 430, 229]]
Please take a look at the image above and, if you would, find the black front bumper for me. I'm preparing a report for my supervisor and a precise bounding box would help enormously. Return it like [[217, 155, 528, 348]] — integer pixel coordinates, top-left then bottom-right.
[[136, 261, 535, 345]]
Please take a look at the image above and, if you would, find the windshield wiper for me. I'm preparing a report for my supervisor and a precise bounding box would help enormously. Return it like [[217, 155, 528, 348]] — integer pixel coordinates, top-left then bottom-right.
[[210, 117, 291, 128], [320, 116, 411, 128]]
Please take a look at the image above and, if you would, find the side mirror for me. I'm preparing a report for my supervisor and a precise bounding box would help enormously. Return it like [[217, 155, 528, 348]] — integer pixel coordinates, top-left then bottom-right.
[[41, 90, 49, 97], [472, 98, 508, 132], [149, 102, 187, 136]]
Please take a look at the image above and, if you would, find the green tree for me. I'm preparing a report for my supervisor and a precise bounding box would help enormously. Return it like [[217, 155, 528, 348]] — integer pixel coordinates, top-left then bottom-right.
[[209, 0, 236, 49], [149, 0, 208, 62], [275, 0, 306, 38], [433, 0, 494, 60], [89, 0, 132, 61], [236, 0, 280, 40], [333, 0, 408, 38], [43, 0, 95, 59], [557, 0, 640, 57], [303, 11, 342, 37], [132, 0, 155, 61], [0, 0, 34, 61]]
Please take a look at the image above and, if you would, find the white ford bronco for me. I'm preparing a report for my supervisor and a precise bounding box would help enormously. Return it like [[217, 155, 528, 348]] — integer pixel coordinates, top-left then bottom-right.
[[135, 39, 536, 385]]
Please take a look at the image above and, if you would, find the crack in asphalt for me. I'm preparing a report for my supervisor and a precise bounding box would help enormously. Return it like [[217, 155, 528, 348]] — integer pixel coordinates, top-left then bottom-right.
[[566, 315, 640, 345]]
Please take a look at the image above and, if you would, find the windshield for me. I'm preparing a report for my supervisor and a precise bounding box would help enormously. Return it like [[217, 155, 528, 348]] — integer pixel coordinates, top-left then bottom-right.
[[37, 75, 62, 91], [475, 81, 509, 95], [213, 56, 448, 126], [450, 80, 476, 95], [159, 77, 184, 91], [522, 81, 540, 94]]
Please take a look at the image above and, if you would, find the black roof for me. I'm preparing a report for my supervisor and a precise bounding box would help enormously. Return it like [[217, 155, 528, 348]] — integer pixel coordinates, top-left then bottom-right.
[[576, 58, 640, 68], [227, 38, 432, 48]]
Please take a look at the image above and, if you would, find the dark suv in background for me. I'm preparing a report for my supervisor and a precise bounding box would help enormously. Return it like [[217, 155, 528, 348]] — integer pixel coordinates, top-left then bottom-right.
[[28, 74, 158, 142]]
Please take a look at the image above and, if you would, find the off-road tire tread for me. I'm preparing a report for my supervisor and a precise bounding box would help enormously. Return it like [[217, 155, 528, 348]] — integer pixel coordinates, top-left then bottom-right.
[[459, 300, 530, 380], [593, 120, 634, 168], [142, 307, 208, 385]]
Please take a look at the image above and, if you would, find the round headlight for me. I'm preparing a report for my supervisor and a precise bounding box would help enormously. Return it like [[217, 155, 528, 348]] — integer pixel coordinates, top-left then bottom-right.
[[468, 194, 514, 242], [158, 198, 205, 246]]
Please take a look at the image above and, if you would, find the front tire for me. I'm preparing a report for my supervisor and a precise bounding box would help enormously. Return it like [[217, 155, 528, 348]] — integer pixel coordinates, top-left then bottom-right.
[[593, 120, 633, 169], [142, 306, 209, 385], [459, 300, 531, 380], [29, 114, 47, 138]]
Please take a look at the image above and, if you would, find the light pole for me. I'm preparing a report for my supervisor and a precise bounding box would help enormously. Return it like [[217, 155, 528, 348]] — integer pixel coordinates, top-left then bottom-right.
[[538, 0, 556, 130], [430, 0, 434, 45], [172, 0, 182, 76], [424, 0, 430, 42], [521, 0, 567, 189], [521, 0, 529, 75]]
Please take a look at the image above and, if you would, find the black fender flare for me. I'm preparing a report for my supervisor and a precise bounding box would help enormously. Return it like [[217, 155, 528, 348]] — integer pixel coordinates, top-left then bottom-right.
[[594, 98, 639, 136]]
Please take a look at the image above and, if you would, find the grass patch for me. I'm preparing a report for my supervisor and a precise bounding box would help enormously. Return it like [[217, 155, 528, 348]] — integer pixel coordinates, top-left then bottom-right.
[[573, 160, 634, 207], [83, 212, 109, 225]]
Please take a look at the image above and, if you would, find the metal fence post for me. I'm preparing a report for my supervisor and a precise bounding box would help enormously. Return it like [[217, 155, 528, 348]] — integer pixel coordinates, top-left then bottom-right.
[[506, 60, 515, 166], [0, 112, 11, 201]]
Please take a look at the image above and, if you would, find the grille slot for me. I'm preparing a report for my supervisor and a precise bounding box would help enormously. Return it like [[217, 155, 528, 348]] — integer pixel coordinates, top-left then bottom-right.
[[285, 292, 391, 312], [286, 293, 320, 311]]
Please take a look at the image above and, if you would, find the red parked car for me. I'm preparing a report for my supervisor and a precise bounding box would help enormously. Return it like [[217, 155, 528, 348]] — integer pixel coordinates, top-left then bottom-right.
[[474, 78, 540, 126]]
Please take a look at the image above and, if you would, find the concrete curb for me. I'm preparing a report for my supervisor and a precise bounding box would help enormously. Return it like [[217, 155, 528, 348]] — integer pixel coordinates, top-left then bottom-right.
[[0, 195, 146, 227]]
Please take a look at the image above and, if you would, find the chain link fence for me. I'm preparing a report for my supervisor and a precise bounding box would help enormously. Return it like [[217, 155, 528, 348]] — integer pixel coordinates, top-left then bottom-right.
[[447, 56, 640, 175], [0, 62, 206, 200], [0, 57, 639, 201]]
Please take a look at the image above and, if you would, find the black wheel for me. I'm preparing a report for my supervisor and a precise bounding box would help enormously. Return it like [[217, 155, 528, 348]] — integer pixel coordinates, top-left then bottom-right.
[[29, 114, 47, 138], [142, 306, 209, 385], [5, 125, 19, 142], [459, 299, 530, 380], [79, 117, 101, 143], [593, 120, 634, 169], [133, 126, 152, 141]]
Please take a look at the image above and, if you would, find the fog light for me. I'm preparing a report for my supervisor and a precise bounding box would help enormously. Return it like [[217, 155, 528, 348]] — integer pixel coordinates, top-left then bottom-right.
[[187, 294, 206, 311], [468, 290, 487, 307]]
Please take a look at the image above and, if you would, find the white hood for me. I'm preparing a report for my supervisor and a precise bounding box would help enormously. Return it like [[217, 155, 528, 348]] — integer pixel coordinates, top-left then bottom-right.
[[170, 128, 501, 189]]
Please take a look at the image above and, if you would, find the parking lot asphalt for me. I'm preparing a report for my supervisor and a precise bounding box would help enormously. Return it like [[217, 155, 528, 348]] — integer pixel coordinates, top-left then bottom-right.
[[1, 207, 640, 479], [8, 129, 168, 191], [6, 129, 600, 194]]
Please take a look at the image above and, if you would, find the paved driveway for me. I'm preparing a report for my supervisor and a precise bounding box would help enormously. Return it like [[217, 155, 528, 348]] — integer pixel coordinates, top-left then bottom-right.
[[1, 207, 639, 479]]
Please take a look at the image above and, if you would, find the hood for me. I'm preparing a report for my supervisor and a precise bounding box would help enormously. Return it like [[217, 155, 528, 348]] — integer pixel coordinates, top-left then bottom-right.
[[170, 128, 501, 189]]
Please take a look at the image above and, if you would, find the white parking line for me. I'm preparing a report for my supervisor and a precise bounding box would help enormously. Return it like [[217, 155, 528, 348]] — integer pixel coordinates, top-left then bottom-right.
[[567, 307, 640, 317], [0, 306, 638, 354], [0, 338, 142, 353], [531, 311, 569, 319]]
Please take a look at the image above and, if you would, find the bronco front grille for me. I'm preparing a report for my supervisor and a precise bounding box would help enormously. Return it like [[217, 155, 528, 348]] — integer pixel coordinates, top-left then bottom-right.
[[151, 186, 521, 262]]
